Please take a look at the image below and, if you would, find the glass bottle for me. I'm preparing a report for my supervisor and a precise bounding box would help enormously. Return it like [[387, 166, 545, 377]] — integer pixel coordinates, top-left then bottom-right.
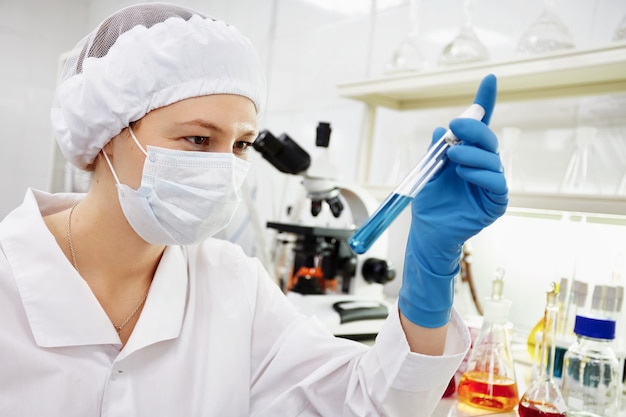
[[562, 280, 589, 337], [561, 316, 621, 417], [457, 270, 519, 412], [519, 282, 568, 417]]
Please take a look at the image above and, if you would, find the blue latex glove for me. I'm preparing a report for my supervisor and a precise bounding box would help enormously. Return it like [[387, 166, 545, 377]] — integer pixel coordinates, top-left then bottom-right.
[[398, 74, 508, 328]]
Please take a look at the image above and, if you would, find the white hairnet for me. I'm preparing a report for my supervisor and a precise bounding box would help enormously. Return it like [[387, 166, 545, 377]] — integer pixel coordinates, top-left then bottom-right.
[[51, 2, 266, 169]]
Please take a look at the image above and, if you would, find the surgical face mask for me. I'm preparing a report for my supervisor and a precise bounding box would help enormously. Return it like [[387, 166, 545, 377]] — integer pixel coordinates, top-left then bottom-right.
[[102, 127, 250, 245]]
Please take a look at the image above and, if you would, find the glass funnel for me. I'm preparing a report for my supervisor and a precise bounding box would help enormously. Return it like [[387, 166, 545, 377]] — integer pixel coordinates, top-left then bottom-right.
[[518, 282, 568, 417], [517, 0, 575, 54], [384, 0, 424, 74], [438, 0, 488, 66], [457, 269, 519, 412]]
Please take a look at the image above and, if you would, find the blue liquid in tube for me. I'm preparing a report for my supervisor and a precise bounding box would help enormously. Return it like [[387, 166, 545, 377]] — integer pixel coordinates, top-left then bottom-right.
[[349, 193, 412, 255], [348, 103, 485, 255]]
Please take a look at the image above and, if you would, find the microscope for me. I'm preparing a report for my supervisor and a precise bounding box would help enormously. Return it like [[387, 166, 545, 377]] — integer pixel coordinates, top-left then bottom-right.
[[253, 122, 395, 339]]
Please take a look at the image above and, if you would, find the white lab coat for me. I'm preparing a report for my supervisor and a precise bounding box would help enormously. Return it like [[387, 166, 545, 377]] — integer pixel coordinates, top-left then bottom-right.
[[0, 189, 470, 417]]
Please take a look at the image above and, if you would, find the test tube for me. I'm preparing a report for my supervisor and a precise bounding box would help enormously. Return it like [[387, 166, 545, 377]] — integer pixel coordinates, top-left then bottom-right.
[[349, 103, 485, 255]]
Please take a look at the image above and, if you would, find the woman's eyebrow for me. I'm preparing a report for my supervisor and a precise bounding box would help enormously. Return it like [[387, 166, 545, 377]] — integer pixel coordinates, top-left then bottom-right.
[[175, 119, 223, 133], [175, 119, 257, 138]]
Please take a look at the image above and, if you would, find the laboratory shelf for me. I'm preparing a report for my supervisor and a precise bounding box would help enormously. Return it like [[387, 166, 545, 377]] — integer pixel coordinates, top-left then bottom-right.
[[508, 192, 626, 217], [338, 43, 626, 216], [337, 43, 626, 110], [363, 185, 626, 219]]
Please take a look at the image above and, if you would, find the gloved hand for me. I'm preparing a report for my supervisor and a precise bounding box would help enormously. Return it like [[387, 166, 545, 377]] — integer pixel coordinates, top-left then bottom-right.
[[398, 74, 508, 328]]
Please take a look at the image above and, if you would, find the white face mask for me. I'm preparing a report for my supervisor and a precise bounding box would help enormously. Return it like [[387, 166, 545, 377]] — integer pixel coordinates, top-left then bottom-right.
[[102, 126, 250, 245]]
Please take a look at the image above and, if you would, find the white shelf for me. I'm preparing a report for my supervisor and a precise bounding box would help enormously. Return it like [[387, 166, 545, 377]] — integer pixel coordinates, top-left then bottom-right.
[[337, 43, 626, 110], [363, 185, 626, 218], [339, 44, 626, 216], [508, 192, 626, 217]]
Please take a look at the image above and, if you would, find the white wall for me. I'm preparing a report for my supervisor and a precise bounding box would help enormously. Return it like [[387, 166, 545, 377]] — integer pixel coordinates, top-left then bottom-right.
[[0, 0, 88, 211], [1, 0, 625, 335]]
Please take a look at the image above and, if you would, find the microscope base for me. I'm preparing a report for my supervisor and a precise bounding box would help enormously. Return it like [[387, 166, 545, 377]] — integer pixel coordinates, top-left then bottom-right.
[[286, 292, 392, 338]]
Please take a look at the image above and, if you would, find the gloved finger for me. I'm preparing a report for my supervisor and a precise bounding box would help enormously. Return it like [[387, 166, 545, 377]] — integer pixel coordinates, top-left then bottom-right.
[[472, 74, 497, 125], [449, 118, 498, 153], [430, 126, 447, 147], [456, 165, 508, 196], [447, 145, 503, 173]]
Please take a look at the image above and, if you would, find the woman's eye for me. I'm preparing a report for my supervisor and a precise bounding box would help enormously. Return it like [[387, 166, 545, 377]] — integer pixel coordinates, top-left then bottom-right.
[[185, 136, 209, 146], [234, 141, 253, 153]]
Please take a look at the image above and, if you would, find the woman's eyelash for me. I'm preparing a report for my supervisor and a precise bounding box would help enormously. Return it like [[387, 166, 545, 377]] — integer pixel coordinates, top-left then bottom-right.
[[185, 136, 209, 145], [234, 141, 253, 152]]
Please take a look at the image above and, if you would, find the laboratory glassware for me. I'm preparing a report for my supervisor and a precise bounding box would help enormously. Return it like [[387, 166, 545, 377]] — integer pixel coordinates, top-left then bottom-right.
[[517, 0, 575, 54], [559, 127, 598, 194], [561, 316, 621, 417], [348, 103, 484, 255], [618, 172, 626, 196], [438, 0, 489, 66], [562, 280, 588, 337], [499, 127, 522, 192], [457, 269, 519, 412], [590, 285, 621, 319], [555, 277, 568, 335], [385, 0, 424, 74], [613, 14, 626, 41], [519, 283, 568, 417]]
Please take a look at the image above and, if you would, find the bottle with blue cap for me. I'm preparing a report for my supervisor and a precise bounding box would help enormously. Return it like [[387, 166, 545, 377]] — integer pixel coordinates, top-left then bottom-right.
[[561, 315, 621, 416]]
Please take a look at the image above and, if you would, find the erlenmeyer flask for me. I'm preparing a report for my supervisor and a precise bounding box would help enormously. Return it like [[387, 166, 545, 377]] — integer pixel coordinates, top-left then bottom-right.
[[560, 126, 598, 194], [457, 269, 519, 412], [385, 0, 424, 74], [438, 0, 488, 66], [517, 0, 575, 54], [519, 283, 568, 417]]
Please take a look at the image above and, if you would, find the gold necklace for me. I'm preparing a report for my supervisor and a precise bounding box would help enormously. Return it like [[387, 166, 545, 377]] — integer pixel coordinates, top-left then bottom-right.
[[66, 203, 148, 335]]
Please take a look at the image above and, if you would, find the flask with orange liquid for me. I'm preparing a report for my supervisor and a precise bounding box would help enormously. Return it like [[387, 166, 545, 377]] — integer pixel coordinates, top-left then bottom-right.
[[457, 269, 519, 412], [518, 282, 568, 417]]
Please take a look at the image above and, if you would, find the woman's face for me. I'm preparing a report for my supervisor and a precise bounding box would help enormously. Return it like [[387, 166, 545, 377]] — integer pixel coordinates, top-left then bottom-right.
[[104, 94, 258, 189]]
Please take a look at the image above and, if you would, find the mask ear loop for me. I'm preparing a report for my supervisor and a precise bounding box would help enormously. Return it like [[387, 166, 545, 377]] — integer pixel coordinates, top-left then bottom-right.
[[128, 125, 149, 157], [102, 126, 148, 185], [102, 149, 122, 185]]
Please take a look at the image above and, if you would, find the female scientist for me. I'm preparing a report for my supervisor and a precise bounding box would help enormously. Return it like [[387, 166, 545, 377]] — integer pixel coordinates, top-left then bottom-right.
[[0, 3, 508, 416]]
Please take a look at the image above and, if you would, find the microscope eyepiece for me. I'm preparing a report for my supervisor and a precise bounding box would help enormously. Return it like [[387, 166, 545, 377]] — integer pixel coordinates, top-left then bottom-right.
[[253, 130, 311, 175]]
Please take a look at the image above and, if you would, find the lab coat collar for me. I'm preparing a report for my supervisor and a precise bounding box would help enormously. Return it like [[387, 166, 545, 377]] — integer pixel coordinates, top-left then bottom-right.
[[0, 189, 187, 351], [118, 244, 188, 359]]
